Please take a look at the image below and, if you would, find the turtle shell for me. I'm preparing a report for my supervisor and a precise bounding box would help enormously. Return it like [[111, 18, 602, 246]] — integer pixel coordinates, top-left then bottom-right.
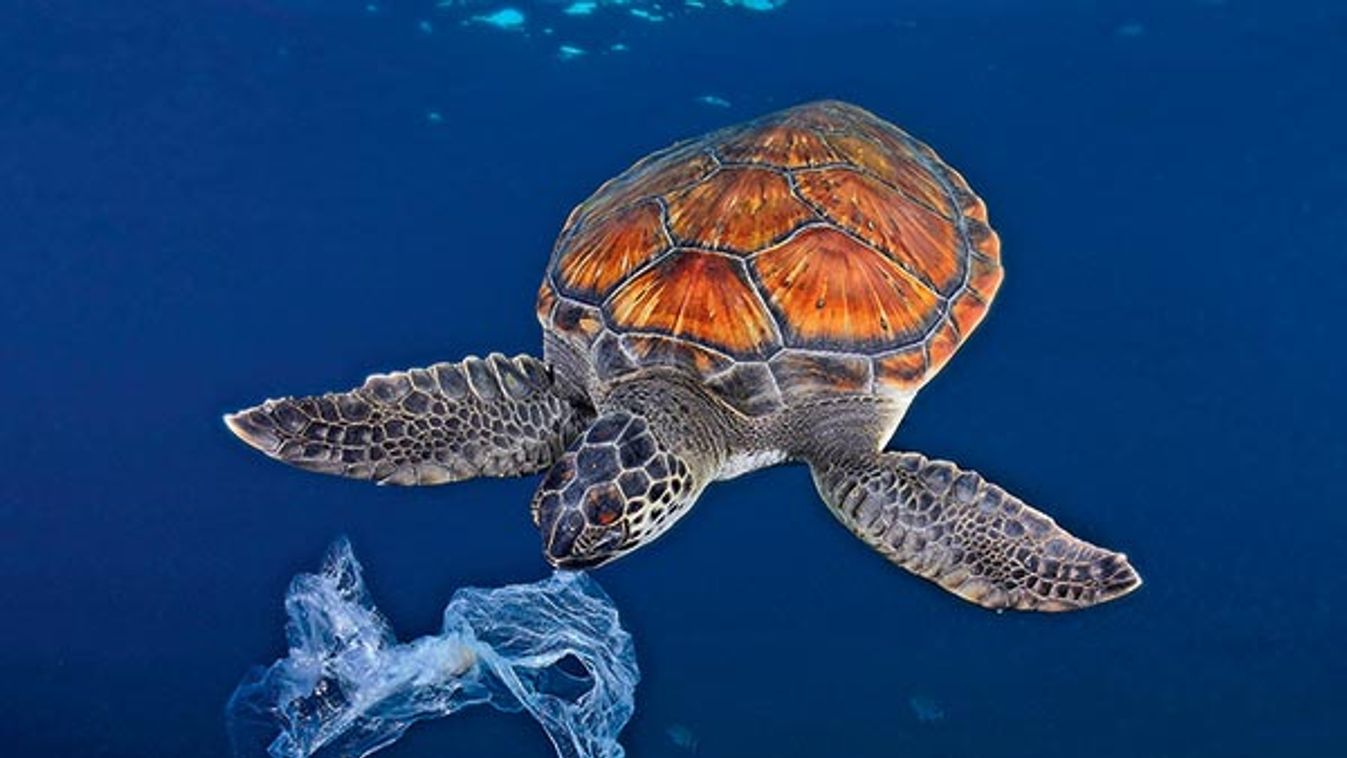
[[538, 100, 1002, 416]]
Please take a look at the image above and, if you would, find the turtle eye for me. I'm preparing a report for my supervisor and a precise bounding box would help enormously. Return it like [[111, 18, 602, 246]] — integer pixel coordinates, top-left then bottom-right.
[[585, 483, 626, 527]]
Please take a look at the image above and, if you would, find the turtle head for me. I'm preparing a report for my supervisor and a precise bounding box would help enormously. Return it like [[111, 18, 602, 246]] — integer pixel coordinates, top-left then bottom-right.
[[534, 486, 630, 570], [531, 411, 700, 570]]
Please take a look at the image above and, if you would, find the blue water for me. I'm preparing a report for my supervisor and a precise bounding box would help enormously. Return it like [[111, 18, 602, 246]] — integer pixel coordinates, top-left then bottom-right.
[[3, 1, 1344, 756]]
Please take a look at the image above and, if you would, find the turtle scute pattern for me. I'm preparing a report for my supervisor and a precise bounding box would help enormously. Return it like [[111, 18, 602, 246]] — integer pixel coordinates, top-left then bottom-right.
[[538, 100, 1004, 416], [225, 354, 589, 485], [814, 451, 1141, 611]]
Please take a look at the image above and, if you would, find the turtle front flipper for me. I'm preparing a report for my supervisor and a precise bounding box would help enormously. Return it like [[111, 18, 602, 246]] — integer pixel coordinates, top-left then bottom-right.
[[225, 354, 592, 485], [810, 452, 1141, 611]]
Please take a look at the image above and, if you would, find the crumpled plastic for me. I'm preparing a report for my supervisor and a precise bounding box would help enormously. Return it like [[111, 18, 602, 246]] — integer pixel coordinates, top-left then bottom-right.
[[227, 539, 638, 758]]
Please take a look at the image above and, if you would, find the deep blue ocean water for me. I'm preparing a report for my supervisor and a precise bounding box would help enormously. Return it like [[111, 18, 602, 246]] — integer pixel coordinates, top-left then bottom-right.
[[4, 1, 1345, 756]]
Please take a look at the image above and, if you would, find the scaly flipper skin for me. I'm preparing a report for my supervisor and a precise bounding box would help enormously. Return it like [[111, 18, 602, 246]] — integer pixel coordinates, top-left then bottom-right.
[[531, 411, 702, 569], [224, 354, 592, 486], [811, 451, 1141, 611]]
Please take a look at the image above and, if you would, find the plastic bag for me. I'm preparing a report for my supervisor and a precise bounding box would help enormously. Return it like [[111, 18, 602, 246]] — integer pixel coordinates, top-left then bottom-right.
[[227, 539, 637, 758]]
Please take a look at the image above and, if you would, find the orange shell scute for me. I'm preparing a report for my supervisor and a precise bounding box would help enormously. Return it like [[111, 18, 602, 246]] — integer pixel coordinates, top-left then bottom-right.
[[535, 279, 557, 327], [823, 133, 955, 218], [556, 201, 669, 299], [926, 318, 962, 374], [967, 251, 1003, 300], [717, 125, 841, 168], [606, 250, 778, 358], [751, 226, 939, 350], [950, 290, 989, 337], [939, 165, 990, 224], [874, 345, 929, 391], [666, 166, 814, 254], [794, 167, 963, 296], [776, 100, 869, 132], [970, 218, 1002, 261], [569, 145, 718, 227], [544, 100, 1004, 394]]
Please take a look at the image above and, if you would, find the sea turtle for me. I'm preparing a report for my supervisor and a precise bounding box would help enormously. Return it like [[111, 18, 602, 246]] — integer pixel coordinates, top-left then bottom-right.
[[226, 100, 1140, 611]]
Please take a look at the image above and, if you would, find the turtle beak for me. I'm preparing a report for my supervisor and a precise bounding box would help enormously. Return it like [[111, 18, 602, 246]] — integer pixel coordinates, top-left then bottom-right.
[[537, 502, 628, 570], [548, 548, 621, 571]]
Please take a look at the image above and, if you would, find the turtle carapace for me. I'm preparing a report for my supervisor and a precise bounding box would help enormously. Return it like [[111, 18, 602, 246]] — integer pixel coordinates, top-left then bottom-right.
[[226, 101, 1141, 612]]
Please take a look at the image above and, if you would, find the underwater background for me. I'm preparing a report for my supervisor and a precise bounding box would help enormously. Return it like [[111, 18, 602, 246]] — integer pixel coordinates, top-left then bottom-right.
[[3, 1, 1345, 755]]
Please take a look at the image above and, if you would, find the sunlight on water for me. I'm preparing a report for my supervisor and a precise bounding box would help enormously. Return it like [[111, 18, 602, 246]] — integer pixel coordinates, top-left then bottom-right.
[[468, 6, 527, 30], [430, 0, 787, 56]]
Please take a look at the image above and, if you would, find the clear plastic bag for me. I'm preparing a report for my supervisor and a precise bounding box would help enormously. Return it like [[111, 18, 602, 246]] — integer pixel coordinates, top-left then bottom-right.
[[227, 539, 638, 758]]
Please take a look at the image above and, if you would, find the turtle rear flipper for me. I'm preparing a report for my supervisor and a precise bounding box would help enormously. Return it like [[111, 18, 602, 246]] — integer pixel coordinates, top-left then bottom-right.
[[810, 451, 1141, 611], [225, 354, 592, 485]]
